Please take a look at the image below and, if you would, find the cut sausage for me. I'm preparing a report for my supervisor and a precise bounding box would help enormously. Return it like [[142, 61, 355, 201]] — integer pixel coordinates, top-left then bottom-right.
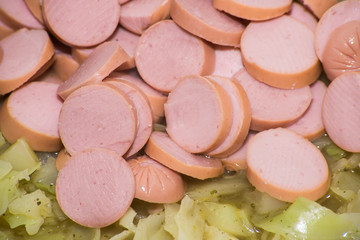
[[0, 28, 54, 95], [288, 2, 317, 32], [165, 75, 232, 153], [322, 72, 360, 153], [58, 83, 137, 156], [246, 127, 330, 202], [286, 80, 326, 141], [0, 0, 43, 29], [119, 0, 171, 35], [110, 70, 167, 123], [241, 15, 321, 89], [56, 148, 71, 170], [233, 68, 312, 131], [52, 53, 80, 82], [128, 155, 186, 203], [57, 41, 129, 100], [42, 0, 120, 47], [221, 131, 257, 171], [104, 79, 153, 158], [211, 45, 243, 78], [145, 131, 224, 180], [24, 0, 44, 24], [213, 0, 292, 21], [315, 0, 360, 61], [300, 0, 338, 19], [0, 81, 63, 152], [56, 148, 135, 228], [135, 20, 215, 93], [322, 21, 360, 81], [205, 75, 251, 157], [170, 0, 245, 47]]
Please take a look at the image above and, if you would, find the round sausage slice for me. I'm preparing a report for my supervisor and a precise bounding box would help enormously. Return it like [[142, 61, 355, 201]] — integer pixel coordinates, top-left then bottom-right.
[[315, 0, 360, 61], [104, 79, 153, 158], [241, 15, 321, 89], [322, 72, 360, 153], [233, 68, 312, 131], [0, 28, 54, 95], [170, 0, 245, 47], [119, 0, 171, 35], [213, 0, 292, 21], [247, 128, 330, 202], [128, 155, 186, 203], [205, 75, 251, 157], [135, 20, 215, 93], [57, 41, 129, 100], [165, 75, 232, 153], [56, 148, 135, 228], [0, 81, 63, 152], [322, 21, 360, 81], [145, 131, 224, 180], [58, 83, 137, 156], [42, 0, 120, 47], [286, 80, 327, 141]]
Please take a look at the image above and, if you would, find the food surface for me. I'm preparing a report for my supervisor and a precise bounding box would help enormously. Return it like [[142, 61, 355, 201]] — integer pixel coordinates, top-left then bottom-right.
[[0, 0, 359, 239]]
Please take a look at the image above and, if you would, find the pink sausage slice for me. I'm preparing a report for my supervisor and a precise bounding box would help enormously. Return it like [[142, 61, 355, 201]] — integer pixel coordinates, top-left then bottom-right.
[[213, 0, 292, 21], [135, 20, 215, 93], [0, 0, 43, 29], [287, 2, 317, 32], [57, 41, 129, 100], [221, 131, 257, 171], [145, 131, 224, 180], [56, 148, 135, 228], [211, 45, 244, 78], [247, 128, 330, 202], [128, 155, 186, 203], [241, 15, 321, 89], [110, 70, 167, 123], [104, 79, 153, 158], [42, 0, 120, 47], [205, 75, 251, 157], [0, 81, 63, 152], [58, 83, 137, 156], [170, 0, 245, 47], [322, 21, 360, 81], [0, 28, 54, 95], [165, 75, 232, 153], [119, 0, 171, 35], [315, 0, 360, 61], [300, 0, 338, 19], [322, 72, 360, 153], [286, 80, 327, 141], [233, 68, 312, 131]]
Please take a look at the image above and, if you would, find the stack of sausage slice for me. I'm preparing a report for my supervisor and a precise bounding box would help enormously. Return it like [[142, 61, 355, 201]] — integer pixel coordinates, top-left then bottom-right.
[[0, 0, 359, 230]]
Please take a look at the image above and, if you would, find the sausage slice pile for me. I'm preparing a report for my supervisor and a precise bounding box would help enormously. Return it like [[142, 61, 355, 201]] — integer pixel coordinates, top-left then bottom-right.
[[0, 0, 359, 229]]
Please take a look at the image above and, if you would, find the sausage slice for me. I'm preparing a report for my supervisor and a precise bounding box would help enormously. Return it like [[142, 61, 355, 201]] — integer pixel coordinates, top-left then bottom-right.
[[211, 45, 244, 78], [58, 83, 137, 156], [145, 131, 224, 180], [57, 41, 129, 100], [128, 155, 186, 203], [241, 15, 321, 89], [246, 128, 330, 202], [170, 0, 245, 47], [322, 72, 360, 153], [233, 68, 312, 131], [135, 20, 215, 93], [56, 148, 135, 228], [288, 2, 317, 32], [300, 0, 338, 18], [165, 75, 232, 153], [0, 81, 63, 152], [0, 28, 54, 95], [322, 21, 360, 81], [119, 0, 171, 35], [213, 0, 292, 21], [42, 0, 120, 47]]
